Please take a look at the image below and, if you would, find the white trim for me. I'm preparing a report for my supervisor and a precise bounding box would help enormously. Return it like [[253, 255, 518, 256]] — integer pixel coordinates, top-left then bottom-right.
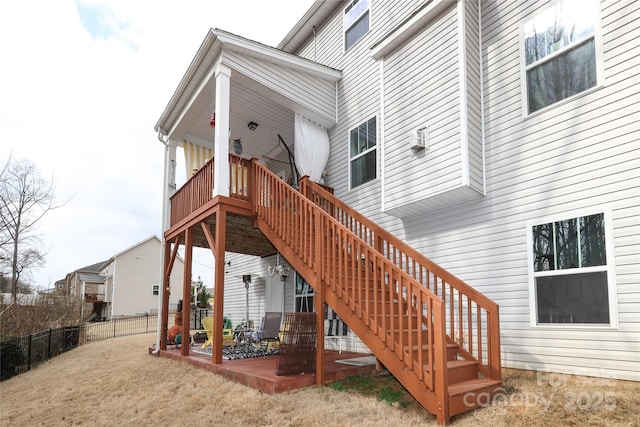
[[478, 0, 486, 196], [379, 59, 386, 212], [370, 0, 456, 59], [526, 206, 618, 329], [216, 30, 341, 80], [519, 0, 603, 117], [110, 258, 117, 319], [457, 0, 469, 187]]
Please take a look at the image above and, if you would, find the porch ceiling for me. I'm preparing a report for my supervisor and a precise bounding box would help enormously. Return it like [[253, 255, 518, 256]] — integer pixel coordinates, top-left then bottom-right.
[[155, 29, 341, 162], [195, 212, 276, 257]]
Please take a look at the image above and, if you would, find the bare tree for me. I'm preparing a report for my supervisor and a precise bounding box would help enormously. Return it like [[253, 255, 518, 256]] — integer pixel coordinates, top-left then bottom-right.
[[0, 156, 59, 303]]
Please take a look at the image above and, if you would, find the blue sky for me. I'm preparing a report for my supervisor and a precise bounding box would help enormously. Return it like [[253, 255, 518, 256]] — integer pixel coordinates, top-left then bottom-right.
[[0, 0, 315, 289], [76, 2, 138, 50]]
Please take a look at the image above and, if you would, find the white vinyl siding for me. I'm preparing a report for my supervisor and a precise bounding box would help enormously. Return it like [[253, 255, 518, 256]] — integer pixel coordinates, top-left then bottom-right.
[[382, 1, 485, 215], [383, 4, 460, 207], [285, 0, 639, 379], [111, 238, 184, 316], [463, 0, 485, 194]]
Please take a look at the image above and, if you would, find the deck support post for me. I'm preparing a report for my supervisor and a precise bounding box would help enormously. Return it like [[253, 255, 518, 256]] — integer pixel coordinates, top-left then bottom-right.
[[212, 208, 227, 364], [314, 208, 325, 386], [160, 238, 172, 351], [181, 228, 193, 357]]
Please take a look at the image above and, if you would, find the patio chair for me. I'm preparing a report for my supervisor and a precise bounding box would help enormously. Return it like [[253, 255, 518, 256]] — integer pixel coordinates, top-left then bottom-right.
[[253, 312, 282, 351], [201, 317, 234, 349]]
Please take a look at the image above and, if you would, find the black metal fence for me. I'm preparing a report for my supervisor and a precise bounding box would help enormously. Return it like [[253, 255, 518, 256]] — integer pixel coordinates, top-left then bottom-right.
[[190, 308, 212, 330], [0, 313, 160, 382], [0, 326, 80, 381], [83, 313, 159, 343]]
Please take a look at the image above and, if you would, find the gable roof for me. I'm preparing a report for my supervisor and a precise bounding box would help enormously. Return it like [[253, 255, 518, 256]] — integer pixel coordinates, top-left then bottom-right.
[[75, 261, 109, 274], [154, 28, 341, 138], [98, 235, 163, 270], [277, 1, 342, 53]]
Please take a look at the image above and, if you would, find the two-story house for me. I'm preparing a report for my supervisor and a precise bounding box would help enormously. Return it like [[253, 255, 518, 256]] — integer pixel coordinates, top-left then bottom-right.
[[99, 235, 185, 318], [58, 236, 185, 320], [153, 0, 639, 423]]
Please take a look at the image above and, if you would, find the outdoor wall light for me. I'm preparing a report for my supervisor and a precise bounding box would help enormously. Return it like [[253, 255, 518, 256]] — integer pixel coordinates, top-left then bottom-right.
[[247, 121, 258, 131]]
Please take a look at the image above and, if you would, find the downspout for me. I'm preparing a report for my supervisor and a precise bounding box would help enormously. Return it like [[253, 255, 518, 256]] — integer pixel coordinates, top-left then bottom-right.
[[80, 280, 86, 319], [153, 130, 169, 355], [110, 259, 117, 319]]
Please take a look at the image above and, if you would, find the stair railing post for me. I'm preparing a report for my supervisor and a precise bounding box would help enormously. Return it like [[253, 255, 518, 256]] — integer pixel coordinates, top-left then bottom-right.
[[433, 300, 450, 424], [489, 305, 501, 380]]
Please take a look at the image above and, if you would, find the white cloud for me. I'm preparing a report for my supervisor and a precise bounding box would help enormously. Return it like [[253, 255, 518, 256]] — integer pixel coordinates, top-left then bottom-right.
[[0, 0, 315, 289]]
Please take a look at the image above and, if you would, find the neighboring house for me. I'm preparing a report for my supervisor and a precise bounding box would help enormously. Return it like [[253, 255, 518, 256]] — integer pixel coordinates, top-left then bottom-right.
[[56, 261, 108, 319], [98, 235, 184, 318], [153, 0, 639, 422], [58, 236, 185, 320]]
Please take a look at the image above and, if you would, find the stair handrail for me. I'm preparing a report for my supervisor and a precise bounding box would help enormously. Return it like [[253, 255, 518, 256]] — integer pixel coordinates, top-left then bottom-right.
[[251, 161, 450, 415], [299, 176, 501, 380]]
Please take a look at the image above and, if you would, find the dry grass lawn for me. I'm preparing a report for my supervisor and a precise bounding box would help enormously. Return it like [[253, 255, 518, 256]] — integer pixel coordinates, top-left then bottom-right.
[[1, 333, 638, 426]]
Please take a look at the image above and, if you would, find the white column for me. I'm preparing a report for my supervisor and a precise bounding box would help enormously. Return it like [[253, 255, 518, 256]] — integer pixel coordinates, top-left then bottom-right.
[[213, 64, 231, 197], [162, 141, 177, 231]]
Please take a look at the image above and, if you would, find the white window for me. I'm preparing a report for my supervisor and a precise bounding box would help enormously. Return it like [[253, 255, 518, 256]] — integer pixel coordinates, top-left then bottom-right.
[[528, 210, 617, 326], [521, 0, 601, 114], [152, 284, 159, 296], [295, 273, 314, 313], [349, 117, 377, 189], [344, 0, 370, 51]]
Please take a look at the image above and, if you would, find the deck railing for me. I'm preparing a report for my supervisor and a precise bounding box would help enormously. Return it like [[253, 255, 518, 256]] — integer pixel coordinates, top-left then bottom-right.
[[170, 155, 251, 226], [168, 157, 500, 383], [299, 177, 501, 380]]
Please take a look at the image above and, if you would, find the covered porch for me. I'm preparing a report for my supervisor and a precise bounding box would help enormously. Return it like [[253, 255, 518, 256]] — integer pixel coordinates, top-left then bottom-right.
[[153, 28, 343, 389]]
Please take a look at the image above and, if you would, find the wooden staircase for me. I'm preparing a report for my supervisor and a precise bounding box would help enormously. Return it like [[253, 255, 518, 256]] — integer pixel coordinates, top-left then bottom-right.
[[250, 161, 501, 424]]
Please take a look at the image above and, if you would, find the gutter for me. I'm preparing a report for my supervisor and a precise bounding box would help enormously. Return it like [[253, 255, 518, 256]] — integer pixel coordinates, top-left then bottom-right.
[[153, 129, 169, 355]]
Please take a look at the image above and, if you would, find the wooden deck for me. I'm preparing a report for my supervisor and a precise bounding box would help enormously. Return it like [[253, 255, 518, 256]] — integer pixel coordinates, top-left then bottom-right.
[[154, 347, 377, 394]]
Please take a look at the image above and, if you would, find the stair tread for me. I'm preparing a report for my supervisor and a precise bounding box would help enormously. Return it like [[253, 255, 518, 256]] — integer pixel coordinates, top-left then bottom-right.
[[420, 358, 478, 372], [404, 343, 458, 350], [448, 378, 502, 396], [447, 359, 478, 367]]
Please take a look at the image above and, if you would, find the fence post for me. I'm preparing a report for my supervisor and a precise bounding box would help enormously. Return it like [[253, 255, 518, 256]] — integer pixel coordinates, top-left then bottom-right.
[[113, 317, 117, 338], [146, 313, 149, 333], [27, 334, 33, 371], [48, 328, 53, 359]]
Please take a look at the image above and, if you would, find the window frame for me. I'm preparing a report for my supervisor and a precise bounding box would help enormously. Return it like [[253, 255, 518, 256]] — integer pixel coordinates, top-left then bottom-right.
[[348, 116, 378, 190], [152, 284, 159, 296], [294, 273, 315, 313], [519, 0, 604, 117], [526, 207, 618, 329], [343, 0, 371, 51]]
